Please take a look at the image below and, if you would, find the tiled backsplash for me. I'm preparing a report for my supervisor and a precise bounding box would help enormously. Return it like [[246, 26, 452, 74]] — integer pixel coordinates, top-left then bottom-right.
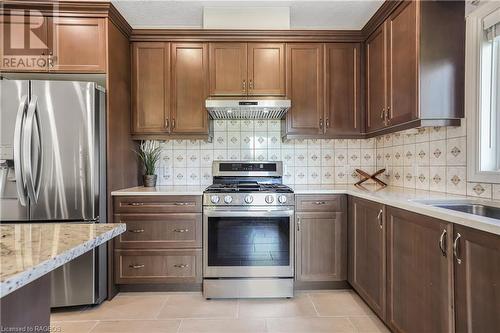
[[151, 118, 499, 200], [154, 119, 376, 186], [374, 120, 500, 200]]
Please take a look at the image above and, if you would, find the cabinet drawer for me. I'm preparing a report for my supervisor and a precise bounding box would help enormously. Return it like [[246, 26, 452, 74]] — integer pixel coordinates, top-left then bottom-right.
[[113, 195, 202, 213], [114, 213, 202, 249], [295, 195, 345, 212], [115, 249, 202, 284]]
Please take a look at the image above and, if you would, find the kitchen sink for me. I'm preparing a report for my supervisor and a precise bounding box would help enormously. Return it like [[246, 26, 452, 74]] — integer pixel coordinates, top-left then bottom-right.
[[413, 200, 500, 220]]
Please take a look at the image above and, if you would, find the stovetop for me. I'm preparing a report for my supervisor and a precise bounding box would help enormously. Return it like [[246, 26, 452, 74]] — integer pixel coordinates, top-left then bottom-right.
[[204, 182, 293, 193]]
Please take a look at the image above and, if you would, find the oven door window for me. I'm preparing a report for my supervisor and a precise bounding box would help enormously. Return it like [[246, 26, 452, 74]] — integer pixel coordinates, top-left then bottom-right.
[[207, 216, 290, 267]]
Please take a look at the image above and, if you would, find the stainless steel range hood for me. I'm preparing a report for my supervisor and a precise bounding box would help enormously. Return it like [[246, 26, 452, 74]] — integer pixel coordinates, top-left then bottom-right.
[[205, 99, 291, 119]]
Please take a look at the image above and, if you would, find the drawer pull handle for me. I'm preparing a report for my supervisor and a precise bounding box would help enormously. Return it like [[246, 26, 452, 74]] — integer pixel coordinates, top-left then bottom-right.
[[174, 264, 189, 268], [128, 202, 144, 206], [315, 201, 327, 205], [129, 264, 145, 269], [129, 229, 145, 233], [173, 228, 189, 233], [174, 202, 191, 206]]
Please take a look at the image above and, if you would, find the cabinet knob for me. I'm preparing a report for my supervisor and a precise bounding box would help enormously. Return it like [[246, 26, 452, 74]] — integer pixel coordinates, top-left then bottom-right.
[[249, 79, 254, 89], [172, 119, 176, 129], [242, 80, 246, 90], [165, 118, 169, 129], [319, 118, 324, 129], [326, 118, 330, 128], [380, 108, 385, 120]]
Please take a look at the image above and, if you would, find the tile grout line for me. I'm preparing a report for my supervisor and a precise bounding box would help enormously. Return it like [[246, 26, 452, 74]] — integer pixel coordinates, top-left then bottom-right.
[[154, 294, 171, 320], [306, 293, 320, 317], [176, 318, 183, 333], [86, 320, 100, 333], [345, 316, 360, 333]]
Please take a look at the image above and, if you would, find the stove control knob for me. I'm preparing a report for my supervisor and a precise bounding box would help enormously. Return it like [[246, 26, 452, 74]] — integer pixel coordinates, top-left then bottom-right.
[[210, 195, 220, 204], [278, 195, 287, 204], [224, 195, 233, 204], [265, 195, 274, 204], [244, 195, 254, 204]]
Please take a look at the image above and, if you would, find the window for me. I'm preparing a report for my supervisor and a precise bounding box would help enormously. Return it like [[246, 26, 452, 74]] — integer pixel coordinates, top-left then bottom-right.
[[466, 2, 500, 183]]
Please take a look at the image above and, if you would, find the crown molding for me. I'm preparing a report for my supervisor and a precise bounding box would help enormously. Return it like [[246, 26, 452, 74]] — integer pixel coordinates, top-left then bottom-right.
[[130, 29, 365, 43], [361, 0, 403, 38]]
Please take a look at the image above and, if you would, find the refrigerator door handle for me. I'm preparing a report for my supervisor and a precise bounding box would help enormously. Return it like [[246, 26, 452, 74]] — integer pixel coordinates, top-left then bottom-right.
[[14, 95, 29, 207], [23, 95, 42, 204]]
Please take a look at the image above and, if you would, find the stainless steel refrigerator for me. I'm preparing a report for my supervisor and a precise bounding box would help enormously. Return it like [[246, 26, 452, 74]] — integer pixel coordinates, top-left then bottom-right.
[[0, 78, 107, 307]]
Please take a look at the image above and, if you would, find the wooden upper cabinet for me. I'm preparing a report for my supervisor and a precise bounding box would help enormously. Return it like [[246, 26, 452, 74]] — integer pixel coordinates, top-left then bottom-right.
[[247, 43, 285, 96], [208, 42, 285, 96], [131, 42, 170, 135], [366, 23, 387, 133], [284, 43, 324, 137], [324, 43, 362, 137], [387, 1, 418, 126], [348, 197, 386, 319], [386, 207, 454, 333], [454, 225, 500, 333], [209, 43, 247, 96], [48, 17, 106, 72], [171, 42, 209, 134]]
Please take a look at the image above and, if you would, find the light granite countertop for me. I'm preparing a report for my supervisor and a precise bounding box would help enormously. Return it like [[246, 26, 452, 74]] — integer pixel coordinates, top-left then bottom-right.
[[111, 186, 206, 196], [0, 223, 125, 298], [111, 184, 500, 236]]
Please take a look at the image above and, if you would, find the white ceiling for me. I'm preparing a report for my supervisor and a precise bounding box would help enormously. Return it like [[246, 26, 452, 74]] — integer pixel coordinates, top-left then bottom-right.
[[112, 0, 384, 30]]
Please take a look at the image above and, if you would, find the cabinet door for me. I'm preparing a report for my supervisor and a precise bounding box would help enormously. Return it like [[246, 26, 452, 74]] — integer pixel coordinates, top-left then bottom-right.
[[324, 43, 362, 137], [131, 42, 170, 134], [348, 197, 386, 319], [247, 43, 285, 96], [454, 225, 500, 333], [209, 43, 247, 96], [386, 207, 453, 333], [0, 14, 49, 72], [285, 43, 324, 137], [171, 43, 209, 134], [296, 212, 346, 282], [48, 17, 106, 73], [387, 1, 418, 126], [366, 23, 387, 133]]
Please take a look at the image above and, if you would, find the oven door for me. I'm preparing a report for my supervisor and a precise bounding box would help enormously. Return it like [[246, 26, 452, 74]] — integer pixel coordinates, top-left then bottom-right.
[[203, 207, 294, 278]]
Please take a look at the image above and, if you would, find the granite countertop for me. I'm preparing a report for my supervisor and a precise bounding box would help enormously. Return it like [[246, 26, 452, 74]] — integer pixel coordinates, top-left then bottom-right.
[[111, 184, 500, 236], [111, 186, 206, 196], [0, 223, 125, 298]]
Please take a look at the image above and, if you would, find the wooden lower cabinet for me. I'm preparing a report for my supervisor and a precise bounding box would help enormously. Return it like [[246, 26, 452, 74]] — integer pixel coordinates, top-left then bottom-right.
[[454, 225, 500, 333], [386, 207, 454, 333], [113, 195, 203, 287], [115, 249, 202, 284], [114, 213, 202, 249], [295, 195, 347, 285], [348, 197, 386, 319], [296, 212, 346, 282]]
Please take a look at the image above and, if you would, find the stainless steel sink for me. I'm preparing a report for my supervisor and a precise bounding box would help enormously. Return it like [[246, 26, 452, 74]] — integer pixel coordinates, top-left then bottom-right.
[[431, 203, 500, 219], [413, 200, 500, 220]]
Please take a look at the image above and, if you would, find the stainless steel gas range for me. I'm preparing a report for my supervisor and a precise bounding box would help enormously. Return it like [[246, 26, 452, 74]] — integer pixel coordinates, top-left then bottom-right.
[[202, 161, 295, 299]]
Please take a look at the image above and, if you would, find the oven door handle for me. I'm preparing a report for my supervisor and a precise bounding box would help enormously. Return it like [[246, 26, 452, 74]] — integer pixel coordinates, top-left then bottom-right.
[[203, 209, 294, 218]]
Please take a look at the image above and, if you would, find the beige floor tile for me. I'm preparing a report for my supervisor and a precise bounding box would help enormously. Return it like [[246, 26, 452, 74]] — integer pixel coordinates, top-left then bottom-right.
[[157, 294, 238, 319], [178, 318, 266, 333], [51, 295, 169, 321], [238, 294, 317, 318], [348, 316, 390, 333], [266, 317, 356, 333], [309, 290, 373, 316], [90, 319, 180, 333], [51, 320, 98, 333]]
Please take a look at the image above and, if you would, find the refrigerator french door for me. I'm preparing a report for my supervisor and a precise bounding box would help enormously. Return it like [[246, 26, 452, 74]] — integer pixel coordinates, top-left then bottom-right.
[[0, 78, 107, 307]]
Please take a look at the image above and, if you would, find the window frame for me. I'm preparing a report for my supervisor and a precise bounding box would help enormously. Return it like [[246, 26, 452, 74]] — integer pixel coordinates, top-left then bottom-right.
[[466, 1, 500, 184]]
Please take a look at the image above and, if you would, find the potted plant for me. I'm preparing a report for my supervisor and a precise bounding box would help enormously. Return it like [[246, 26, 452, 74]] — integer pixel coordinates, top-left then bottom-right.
[[135, 140, 162, 187]]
